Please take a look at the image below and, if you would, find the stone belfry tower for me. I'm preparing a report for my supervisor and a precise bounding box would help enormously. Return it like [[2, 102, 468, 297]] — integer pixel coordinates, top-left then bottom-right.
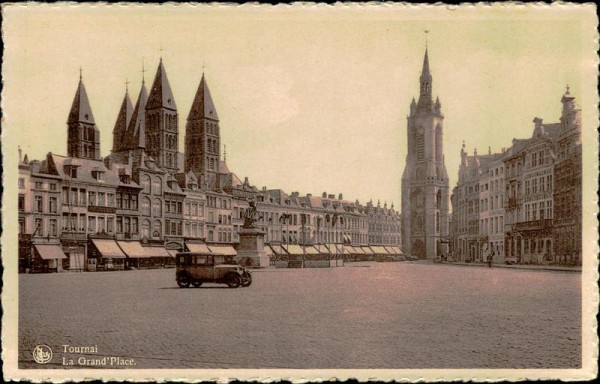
[[67, 72, 100, 160], [185, 73, 221, 177], [145, 58, 179, 173], [401, 46, 449, 259]]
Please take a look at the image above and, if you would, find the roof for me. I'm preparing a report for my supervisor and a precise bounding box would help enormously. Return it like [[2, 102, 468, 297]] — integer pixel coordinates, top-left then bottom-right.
[[67, 78, 96, 125], [146, 59, 177, 111], [187, 73, 219, 121], [48, 154, 120, 186], [127, 83, 148, 149], [112, 91, 133, 152]]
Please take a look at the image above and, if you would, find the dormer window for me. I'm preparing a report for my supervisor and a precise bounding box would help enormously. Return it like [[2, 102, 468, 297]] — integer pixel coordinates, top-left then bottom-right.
[[64, 165, 78, 179], [92, 170, 105, 182], [119, 175, 130, 184]]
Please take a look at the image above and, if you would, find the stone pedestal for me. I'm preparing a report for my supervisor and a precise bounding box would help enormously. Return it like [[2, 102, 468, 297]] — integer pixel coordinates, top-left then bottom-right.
[[234, 228, 270, 268]]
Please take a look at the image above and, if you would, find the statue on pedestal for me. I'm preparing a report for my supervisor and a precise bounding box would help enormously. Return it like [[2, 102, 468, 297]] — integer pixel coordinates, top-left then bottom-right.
[[243, 201, 262, 229]]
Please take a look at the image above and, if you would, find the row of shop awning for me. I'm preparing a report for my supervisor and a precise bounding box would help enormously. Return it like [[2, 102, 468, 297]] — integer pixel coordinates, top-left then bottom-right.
[[34, 240, 402, 261], [267, 244, 404, 256]]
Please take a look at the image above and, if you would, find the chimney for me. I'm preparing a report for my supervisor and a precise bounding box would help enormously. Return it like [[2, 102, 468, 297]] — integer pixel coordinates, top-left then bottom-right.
[[322, 192, 327, 198], [338, 193, 343, 200], [328, 194, 335, 199], [244, 177, 249, 185], [307, 193, 312, 198]]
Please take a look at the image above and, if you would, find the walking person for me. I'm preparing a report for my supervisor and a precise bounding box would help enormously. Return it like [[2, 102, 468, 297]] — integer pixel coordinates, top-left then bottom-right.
[[488, 249, 494, 268]]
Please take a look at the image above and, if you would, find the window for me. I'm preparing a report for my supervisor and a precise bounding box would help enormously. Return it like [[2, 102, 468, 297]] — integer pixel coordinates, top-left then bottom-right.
[[49, 219, 57, 237], [141, 219, 150, 238], [19, 217, 25, 234], [131, 194, 138, 210], [153, 199, 162, 217], [98, 192, 106, 207], [107, 193, 115, 207], [35, 195, 43, 213], [116, 193, 122, 209], [88, 216, 96, 232], [141, 175, 151, 194], [98, 216, 105, 233], [177, 201, 182, 214], [152, 177, 162, 195], [49, 183, 57, 191], [18, 194, 25, 211], [49, 197, 58, 213], [79, 214, 86, 232], [132, 218, 138, 234], [88, 191, 96, 206], [35, 181, 43, 189], [19, 178, 25, 189], [117, 216, 123, 233], [142, 197, 151, 216], [80, 189, 87, 205], [107, 217, 114, 233], [35, 218, 43, 236]]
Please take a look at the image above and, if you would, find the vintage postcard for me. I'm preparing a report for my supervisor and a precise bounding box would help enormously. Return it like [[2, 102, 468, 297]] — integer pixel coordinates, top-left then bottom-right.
[[1, 2, 598, 382]]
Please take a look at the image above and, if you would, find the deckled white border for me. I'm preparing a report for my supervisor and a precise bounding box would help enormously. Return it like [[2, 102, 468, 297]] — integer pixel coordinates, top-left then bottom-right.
[[1, 2, 598, 382]]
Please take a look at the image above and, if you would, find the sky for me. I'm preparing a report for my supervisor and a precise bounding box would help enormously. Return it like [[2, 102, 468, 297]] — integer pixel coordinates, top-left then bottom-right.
[[2, 3, 597, 208]]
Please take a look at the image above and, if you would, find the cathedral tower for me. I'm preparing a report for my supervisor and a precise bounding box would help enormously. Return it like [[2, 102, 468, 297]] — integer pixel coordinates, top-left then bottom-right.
[[145, 58, 179, 173], [112, 85, 133, 153], [401, 47, 449, 259], [184, 73, 221, 177], [67, 73, 100, 160]]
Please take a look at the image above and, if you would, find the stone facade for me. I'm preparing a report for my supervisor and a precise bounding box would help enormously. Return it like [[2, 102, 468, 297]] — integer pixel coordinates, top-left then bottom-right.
[[450, 86, 582, 265], [401, 48, 450, 259]]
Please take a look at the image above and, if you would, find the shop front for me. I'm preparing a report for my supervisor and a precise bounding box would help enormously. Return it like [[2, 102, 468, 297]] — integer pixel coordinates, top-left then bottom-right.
[[89, 239, 126, 271], [33, 244, 68, 273]]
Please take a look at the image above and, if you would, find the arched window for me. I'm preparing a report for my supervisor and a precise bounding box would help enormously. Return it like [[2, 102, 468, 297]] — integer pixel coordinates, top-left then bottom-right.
[[141, 174, 151, 194], [152, 220, 162, 239], [141, 196, 151, 216], [153, 198, 162, 217], [140, 219, 150, 238], [152, 176, 162, 195], [436, 190, 442, 209]]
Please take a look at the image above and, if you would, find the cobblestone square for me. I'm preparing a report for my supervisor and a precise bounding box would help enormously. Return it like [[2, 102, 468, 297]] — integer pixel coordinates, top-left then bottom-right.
[[19, 262, 580, 369]]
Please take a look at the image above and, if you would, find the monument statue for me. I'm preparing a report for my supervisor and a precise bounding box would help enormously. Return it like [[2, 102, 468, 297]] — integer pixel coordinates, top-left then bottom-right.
[[243, 201, 262, 229]]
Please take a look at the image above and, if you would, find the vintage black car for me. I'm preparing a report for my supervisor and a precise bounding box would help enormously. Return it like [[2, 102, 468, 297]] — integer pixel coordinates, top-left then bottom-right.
[[175, 252, 252, 288]]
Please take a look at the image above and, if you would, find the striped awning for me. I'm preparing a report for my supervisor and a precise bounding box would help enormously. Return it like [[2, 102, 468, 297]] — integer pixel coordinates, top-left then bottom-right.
[[92, 239, 126, 259], [284, 244, 304, 255], [303, 245, 320, 255], [209, 245, 237, 256], [353, 246, 365, 254], [371, 246, 389, 254], [186, 243, 211, 253], [384, 246, 397, 255], [142, 246, 171, 258], [270, 244, 287, 255], [117, 241, 147, 258], [314, 244, 331, 254], [35, 245, 67, 260], [361, 246, 374, 254]]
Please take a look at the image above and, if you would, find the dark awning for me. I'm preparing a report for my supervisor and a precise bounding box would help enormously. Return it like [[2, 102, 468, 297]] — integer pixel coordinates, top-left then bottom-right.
[[35, 245, 67, 260]]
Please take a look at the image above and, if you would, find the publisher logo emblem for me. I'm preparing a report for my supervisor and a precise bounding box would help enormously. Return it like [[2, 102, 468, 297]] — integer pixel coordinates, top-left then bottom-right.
[[32, 345, 52, 364]]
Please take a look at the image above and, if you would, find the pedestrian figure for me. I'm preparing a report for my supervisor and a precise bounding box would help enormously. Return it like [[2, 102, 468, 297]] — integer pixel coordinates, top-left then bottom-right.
[[488, 250, 494, 268]]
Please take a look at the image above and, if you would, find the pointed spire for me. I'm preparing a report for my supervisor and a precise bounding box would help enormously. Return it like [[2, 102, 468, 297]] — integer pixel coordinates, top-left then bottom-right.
[[146, 59, 177, 111], [127, 82, 148, 149], [421, 47, 431, 81], [67, 75, 96, 125], [187, 73, 220, 121], [112, 89, 133, 152]]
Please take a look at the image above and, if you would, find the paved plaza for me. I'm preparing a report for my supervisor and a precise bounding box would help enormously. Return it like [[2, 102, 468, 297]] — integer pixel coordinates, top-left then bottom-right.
[[19, 262, 581, 369]]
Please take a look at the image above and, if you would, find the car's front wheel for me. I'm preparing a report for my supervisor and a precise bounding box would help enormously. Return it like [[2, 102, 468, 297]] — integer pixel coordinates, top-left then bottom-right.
[[177, 274, 190, 288], [241, 271, 252, 287], [191, 280, 203, 288], [226, 273, 241, 288]]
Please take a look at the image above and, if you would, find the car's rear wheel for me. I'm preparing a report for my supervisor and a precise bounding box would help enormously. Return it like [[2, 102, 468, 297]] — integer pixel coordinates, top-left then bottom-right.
[[191, 280, 203, 288], [226, 273, 241, 288], [241, 271, 252, 287], [177, 274, 190, 288]]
